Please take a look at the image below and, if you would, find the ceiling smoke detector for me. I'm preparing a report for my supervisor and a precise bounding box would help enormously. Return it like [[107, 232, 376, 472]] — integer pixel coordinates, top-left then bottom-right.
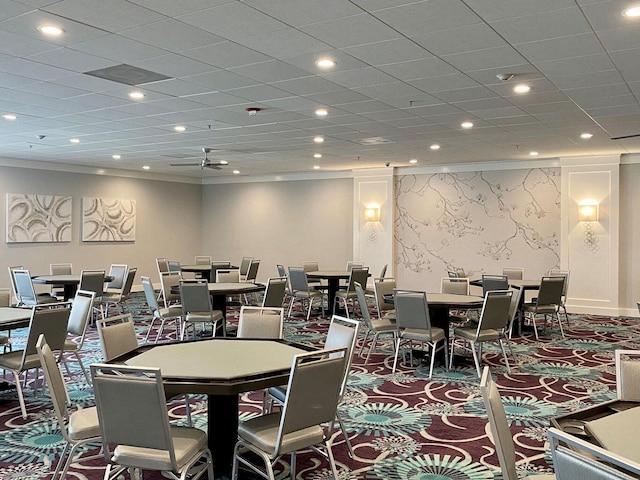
[[246, 107, 262, 116], [496, 73, 515, 81]]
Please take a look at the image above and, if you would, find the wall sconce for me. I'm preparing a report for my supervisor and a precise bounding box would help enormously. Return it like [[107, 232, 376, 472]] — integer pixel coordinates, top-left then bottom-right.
[[364, 206, 380, 222], [578, 203, 598, 222]]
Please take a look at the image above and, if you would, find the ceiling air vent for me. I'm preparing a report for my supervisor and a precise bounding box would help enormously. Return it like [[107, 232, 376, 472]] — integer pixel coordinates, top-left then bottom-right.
[[84, 64, 172, 85]]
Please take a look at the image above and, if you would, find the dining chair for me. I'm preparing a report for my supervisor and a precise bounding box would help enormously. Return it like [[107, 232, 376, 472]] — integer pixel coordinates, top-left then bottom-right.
[[482, 274, 509, 296], [236, 306, 284, 339], [239, 256, 253, 280], [0, 304, 70, 418], [96, 313, 140, 362], [480, 367, 556, 480], [392, 289, 448, 379], [302, 261, 324, 290], [216, 269, 240, 283], [615, 349, 640, 402], [276, 264, 294, 309], [179, 279, 224, 339], [105, 264, 128, 291], [502, 267, 524, 280], [244, 259, 260, 282], [364, 264, 388, 296], [167, 260, 181, 272], [141, 275, 182, 343], [59, 289, 95, 385], [195, 255, 212, 265], [159, 271, 182, 309], [36, 334, 102, 480], [450, 290, 514, 377], [355, 282, 396, 364], [233, 347, 348, 480], [333, 267, 369, 318], [373, 277, 396, 320], [548, 269, 570, 324], [345, 261, 363, 271], [79, 269, 106, 320], [91, 363, 213, 480], [261, 277, 287, 308], [0, 288, 11, 353], [156, 257, 169, 275], [12, 268, 58, 306], [549, 427, 639, 480], [288, 266, 325, 319], [522, 276, 566, 339], [49, 263, 72, 299], [102, 266, 137, 316]]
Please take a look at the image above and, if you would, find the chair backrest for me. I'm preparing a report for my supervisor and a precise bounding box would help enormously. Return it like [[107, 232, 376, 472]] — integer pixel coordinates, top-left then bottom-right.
[[615, 349, 640, 402], [13, 268, 38, 305], [36, 334, 71, 435], [346, 267, 369, 293], [276, 264, 287, 278], [548, 269, 570, 297], [374, 277, 396, 313], [262, 277, 287, 308], [167, 260, 181, 272], [159, 271, 181, 306], [440, 277, 469, 295], [346, 261, 363, 271], [237, 306, 284, 339], [276, 348, 348, 452], [476, 290, 513, 333], [289, 266, 310, 292], [0, 288, 10, 307], [378, 264, 388, 280], [79, 270, 105, 298], [106, 264, 128, 290], [482, 274, 509, 295], [141, 276, 160, 314], [91, 363, 178, 471], [216, 269, 240, 283], [506, 287, 522, 334], [302, 261, 319, 273], [179, 280, 211, 315], [394, 290, 435, 339], [156, 257, 168, 274], [195, 255, 211, 265], [67, 289, 96, 337], [120, 267, 137, 298], [245, 259, 260, 282], [96, 313, 138, 361], [8, 265, 24, 302], [548, 427, 640, 480], [447, 270, 458, 278], [50, 263, 72, 275], [354, 283, 373, 329], [502, 267, 524, 280], [455, 267, 467, 278], [325, 315, 360, 397], [212, 260, 231, 267], [480, 367, 518, 480], [239, 257, 253, 276], [536, 276, 565, 307], [18, 305, 70, 369]]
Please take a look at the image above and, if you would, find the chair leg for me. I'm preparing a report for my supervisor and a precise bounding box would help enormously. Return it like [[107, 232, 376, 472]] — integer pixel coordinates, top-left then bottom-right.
[[428, 342, 437, 379], [498, 339, 511, 374], [13, 370, 28, 419], [73, 351, 92, 385], [392, 334, 402, 373], [336, 411, 355, 457], [470, 341, 482, 378], [365, 333, 380, 365]]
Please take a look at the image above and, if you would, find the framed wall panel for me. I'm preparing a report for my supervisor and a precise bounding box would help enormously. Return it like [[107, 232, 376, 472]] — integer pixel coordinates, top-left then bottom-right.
[[82, 197, 136, 242], [6, 193, 72, 243]]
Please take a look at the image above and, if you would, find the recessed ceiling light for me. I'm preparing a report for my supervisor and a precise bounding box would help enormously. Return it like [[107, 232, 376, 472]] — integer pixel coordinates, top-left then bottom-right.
[[38, 25, 64, 36], [174, 125, 186, 132], [623, 6, 640, 16], [580, 133, 593, 139], [313, 136, 325, 143], [461, 121, 474, 129], [129, 91, 145, 100], [314, 153, 322, 158], [112, 154, 121, 160], [313, 165, 321, 170], [69, 138, 80, 144], [3, 114, 16, 120], [97, 169, 105, 175], [430, 144, 440, 150], [143, 165, 150, 170], [513, 84, 531, 94], [409, 159, 418, 164], [529, 151, 539, 156], [315, 108, 328, 117], [315, 58, 336, 68], [219, 160, 229, 165], [233, 170, 240, 174]]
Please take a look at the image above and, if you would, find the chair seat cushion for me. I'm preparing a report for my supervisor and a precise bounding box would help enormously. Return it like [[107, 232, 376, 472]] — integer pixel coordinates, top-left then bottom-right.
[[238, 413, 325, 457], [401, 327, 445, 343], [370, 318, 396, 331], [454, 327, 501, 342], [68, 406, 101, 440], [63, 339, 79, 351], [113, 426, 207, 471], [523, 303, 558, 314], [0, 350, 39, 370], [185, 310, 222, 322], [159, 305, 182, 318]]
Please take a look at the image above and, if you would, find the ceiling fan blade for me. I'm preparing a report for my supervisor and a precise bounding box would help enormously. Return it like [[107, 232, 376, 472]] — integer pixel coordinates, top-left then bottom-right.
[[170, 162, 202, 167], [611, 134, 640, 140], [204, 164, 222, 170]]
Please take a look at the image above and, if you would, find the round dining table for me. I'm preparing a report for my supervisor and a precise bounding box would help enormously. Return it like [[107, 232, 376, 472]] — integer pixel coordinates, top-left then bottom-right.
[[32, 274, 113, 301], [306, 270, 351, 312], [180, 264, 238, 283]]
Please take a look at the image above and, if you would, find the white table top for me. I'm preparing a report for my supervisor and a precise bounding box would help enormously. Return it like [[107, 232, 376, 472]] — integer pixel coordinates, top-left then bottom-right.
[[0, 307, 32, 330]]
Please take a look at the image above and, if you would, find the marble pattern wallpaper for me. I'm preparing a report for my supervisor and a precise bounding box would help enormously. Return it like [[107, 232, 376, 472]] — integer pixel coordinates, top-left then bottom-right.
[[395, 168, 561, 290], [5, 193, 72, 243], [82, 197, 136, 242]]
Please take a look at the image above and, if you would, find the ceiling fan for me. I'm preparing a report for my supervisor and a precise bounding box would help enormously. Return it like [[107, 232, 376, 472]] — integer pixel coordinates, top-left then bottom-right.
[[611, 133, 640, 140], [170, 147, 229, 170]]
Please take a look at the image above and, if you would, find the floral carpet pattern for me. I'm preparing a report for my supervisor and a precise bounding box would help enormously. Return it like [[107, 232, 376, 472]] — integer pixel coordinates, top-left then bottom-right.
[[0, 294, 632, 480]]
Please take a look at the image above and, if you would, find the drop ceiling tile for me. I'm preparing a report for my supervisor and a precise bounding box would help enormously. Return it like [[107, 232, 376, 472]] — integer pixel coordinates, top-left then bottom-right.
[[412, 23, 508, 56], [409, 74, 481, 93], [121, 19, 226, 52], [71, 35, 169, 64], [147, 97, 214, 113], [514, 33, 606, 63], [183, 69, 256, 90], [243, 0, 362, 27], [259, 95, 320, 112], [578, 94, 637, 109], [28, 47, 117, 73], [136, 55, 219, 79], [300, 14, 400, 49], [442, 45, 528, 72], [588, 105, 640, 116], [551, 69, 626, 89], [0, 30, 59, 57], [343, 38, 431, 66], [13, 81, 91, 100], [381, 94, 443, 109], [455, 98, 515, 112], [463, 0, 576, 22], [178, 2, 287, 41], [0, 57, 73, 81], [227, 84, 292, 102], [378, 57, 458, 81], [476, 107, 529, 120], [432, 86, 499, 103], [42, 0, 166, 31], [282, 50, 369, 74], [333, 100, 397, 114], [272, 76, 342, 96], [537, 53, 617, 80], [564, 83, 632, 101], [233, 27, 332, 59], [304, 89, 370, 106], [182, 42, 271, 69], [321, 67, 397, 89], [128, 0, 230, 18], [230, 60, 310, 84], [610, 49, 640, 82], [186, 91, 252, 108], [0, 71, 40, 88], [580, 0, 636, 31]]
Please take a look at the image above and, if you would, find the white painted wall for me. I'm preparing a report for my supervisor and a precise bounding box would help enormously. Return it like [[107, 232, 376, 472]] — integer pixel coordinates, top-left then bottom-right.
[[200, 178, 353, 282], [0, 165, 202, 290], [619, 162, 640, 315]]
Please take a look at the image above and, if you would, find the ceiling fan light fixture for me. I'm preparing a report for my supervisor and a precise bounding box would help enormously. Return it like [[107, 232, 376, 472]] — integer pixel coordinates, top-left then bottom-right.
[[246, 107, 261, 115], [623, 6, 640, 16], [38, 24, 64, 36]]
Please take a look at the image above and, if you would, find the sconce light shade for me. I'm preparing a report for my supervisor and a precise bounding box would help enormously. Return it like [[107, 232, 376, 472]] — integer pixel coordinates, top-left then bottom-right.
[[364, 206, 380, 222], [578, 203, 598, 222]]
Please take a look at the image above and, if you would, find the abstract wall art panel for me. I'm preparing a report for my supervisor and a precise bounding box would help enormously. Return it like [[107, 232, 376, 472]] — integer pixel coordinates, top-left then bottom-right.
[[82, 197, 136, 242], [6, 193, 72, 243]]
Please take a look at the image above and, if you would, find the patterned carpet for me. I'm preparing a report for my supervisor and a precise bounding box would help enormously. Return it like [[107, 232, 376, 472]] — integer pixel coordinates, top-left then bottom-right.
[[0, 293, 634, 480]]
